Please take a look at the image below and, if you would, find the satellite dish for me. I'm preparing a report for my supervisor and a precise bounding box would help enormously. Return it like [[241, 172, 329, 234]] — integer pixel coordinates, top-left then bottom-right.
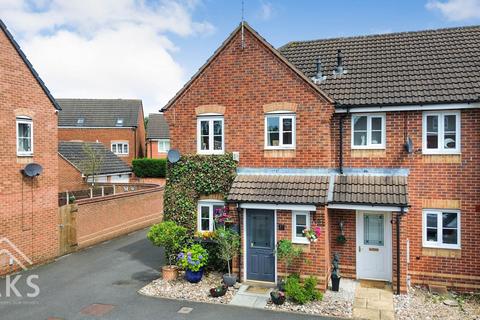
[[167, 149, 181, 163], [22, 163, 43, 177], [404, 137, 414, 154]]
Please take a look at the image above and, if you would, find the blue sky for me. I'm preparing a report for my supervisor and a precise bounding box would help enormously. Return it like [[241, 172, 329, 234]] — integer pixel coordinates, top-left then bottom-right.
[[2, 0, 479, 114]]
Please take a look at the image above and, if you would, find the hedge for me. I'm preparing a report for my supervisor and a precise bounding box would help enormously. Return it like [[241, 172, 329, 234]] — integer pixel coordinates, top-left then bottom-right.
[[132, 158, 167, 178]]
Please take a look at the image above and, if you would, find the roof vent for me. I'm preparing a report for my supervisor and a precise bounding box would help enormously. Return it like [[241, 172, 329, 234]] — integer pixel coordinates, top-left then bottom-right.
[[333, 49, 347, 76], [76, 118, 84, 126], [311, 57, 326, 84], [116, 118, 124, 127]]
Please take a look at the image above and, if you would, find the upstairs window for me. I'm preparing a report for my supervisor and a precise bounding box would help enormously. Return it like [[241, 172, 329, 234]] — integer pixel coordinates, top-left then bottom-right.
[[423, 210, 460, 249], [197, 116, 224, 154], [158, 139, 170, 153], [116, 118, 124, 127], [423, 111, 460, 154], [351, 114, 385, 149], [265, 114, 295, 149], [111, 142, 129, 155], [16, 117, 33, 156]]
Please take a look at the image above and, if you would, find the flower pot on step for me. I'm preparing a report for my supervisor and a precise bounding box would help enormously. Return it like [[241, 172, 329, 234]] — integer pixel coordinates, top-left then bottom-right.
[[222, 274, 237, 287], [162, 265, 178, 281], [185, 268, 204, 283]]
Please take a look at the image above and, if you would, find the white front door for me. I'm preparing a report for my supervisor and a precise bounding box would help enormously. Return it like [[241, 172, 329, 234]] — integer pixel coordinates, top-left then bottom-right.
[[356, 211, 392, 281]]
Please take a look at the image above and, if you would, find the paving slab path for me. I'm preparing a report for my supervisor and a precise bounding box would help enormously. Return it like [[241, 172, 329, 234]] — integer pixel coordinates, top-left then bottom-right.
[[353, 281, 395, 320]]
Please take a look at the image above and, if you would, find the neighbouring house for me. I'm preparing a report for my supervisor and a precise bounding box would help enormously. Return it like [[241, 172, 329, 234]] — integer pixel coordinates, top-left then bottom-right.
[[57, 98, 146, 165], [146, 113, 170, 158], [58, 141, 133, 192], [162, 22, 480, 293], [0, 19, 60, 274]]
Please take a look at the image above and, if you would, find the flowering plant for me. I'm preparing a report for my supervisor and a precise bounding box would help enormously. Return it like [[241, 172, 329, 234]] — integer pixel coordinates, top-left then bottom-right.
[[177, 244, 208, 272], [214, 206, 233, 225], [194, 230, 216, 240], [302, 226, 322, 242]]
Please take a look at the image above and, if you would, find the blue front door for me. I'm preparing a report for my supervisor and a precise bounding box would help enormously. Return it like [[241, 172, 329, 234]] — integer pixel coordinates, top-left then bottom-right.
[[246, 209, 275, 282]]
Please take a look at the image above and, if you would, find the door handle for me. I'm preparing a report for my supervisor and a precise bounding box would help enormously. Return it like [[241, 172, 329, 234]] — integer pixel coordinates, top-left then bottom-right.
[[358, 246, 361, 252], [250, 242, 254, 248]]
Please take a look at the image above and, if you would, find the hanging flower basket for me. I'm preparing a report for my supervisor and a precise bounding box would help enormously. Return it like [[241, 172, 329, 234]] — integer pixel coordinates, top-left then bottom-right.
[[303, 226, 322, 243]]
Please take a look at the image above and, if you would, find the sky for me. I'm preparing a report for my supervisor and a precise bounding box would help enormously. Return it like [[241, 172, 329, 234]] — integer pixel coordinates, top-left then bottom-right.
[[1, 0, 480, 115]]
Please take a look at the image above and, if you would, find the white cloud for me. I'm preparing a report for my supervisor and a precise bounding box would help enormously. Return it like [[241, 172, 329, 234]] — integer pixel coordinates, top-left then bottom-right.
[[426, 0, 480, 21], [0, 0, 215, 114], [258, 1, 274, 21]]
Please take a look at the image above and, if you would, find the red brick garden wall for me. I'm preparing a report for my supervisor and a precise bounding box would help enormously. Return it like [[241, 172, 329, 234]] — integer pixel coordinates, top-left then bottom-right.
[[0, 26, 59, 275]]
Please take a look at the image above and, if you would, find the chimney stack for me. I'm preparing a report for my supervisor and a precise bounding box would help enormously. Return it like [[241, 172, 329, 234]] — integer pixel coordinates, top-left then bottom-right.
[[311, 57, 326, 84], [333, 49, 347, 76]]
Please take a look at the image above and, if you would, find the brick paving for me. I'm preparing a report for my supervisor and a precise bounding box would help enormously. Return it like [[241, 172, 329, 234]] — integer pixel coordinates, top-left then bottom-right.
[[353, 281, 394, 320]]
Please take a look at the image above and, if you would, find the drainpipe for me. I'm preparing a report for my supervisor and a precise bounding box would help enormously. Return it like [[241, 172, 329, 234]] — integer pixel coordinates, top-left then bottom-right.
[[396, 206, 405, 295], [133, 126, 138, 159], [339, 108, 349, 174], [235, 202, 242, 281]]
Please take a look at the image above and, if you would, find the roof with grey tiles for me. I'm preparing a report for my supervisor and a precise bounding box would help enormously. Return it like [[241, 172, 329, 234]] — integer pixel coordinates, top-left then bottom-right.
[[332, 175, 408, 206], [147, 113, 169, 139], [279, 25, 480, 107], [228, 175, 329, 204], [57, 99, 142, 127], [58, 141, 131, 175]]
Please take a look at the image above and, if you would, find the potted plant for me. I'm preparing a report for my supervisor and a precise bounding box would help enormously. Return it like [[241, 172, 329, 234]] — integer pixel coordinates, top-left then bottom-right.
[[210, 284, 228, 297], [216, 228, 240, 286], [177, 244, 208, 283], [270, 290, 286, 305], [302, 226, 322, 242], [276, 240, 302, 290], [331, 253, 341, 291], [147, 221, 188, 281], [214, 206, 234, 229]]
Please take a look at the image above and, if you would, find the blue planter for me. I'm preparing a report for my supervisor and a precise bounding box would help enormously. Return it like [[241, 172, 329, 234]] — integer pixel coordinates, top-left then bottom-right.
[[185, 268, 204, 283]]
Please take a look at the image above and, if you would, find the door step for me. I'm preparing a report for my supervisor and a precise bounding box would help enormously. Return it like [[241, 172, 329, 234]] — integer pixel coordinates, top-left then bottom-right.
[[243, 280, 276, 288]]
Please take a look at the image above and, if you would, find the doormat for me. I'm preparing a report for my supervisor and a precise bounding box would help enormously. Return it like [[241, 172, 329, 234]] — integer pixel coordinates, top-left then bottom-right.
[[245, 286, 270, 294]]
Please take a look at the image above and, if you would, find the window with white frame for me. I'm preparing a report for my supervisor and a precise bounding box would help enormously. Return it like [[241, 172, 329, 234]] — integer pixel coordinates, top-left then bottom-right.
[[423, 209, 460, 249], [111, 142, 129, 155], [265, 114, 295, 149], [292, 211, 310, 244], [423, 111, 460, 154], [16, 117, 33, 156], [197, 201, 225, 232], [351, 114, 385, 149], [158, 139, 170, 153], [197, 116, 224, 154]]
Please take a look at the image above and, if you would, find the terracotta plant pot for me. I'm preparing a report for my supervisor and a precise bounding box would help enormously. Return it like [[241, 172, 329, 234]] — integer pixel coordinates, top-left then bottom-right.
[[162, 265, 178, 281]]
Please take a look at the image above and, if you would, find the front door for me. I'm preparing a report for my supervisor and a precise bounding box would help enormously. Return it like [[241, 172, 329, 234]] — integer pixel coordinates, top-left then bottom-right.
[[356, 211, 392, 281], [246, 209, 275, 282]]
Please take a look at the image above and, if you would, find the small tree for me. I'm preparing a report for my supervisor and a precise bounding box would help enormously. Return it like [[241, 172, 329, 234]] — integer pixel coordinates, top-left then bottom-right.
[[147, 221, 188, 266], [81, 143, 105, 187], [276, 239, 302, 277], [216, 228, 240, 276]]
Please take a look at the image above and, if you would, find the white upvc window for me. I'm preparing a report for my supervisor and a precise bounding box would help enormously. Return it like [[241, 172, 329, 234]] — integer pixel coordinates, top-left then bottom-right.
[[292, 211, 310, 244], [197, 116, 224, 154], [158, 139, 170, 153], [351, 113, 386, 149], [16, 117, 33, 156], [111, 141, 129, 156], [422, 111, 461, 154], [422, 209, 461, 249], [265, 113, 296, 149], [197, 200, 225, 232]]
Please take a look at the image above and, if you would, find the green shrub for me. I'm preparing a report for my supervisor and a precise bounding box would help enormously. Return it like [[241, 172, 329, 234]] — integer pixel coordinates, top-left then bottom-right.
[[216, 228, 240, 276], [177, 244, 208, 272], [132, 158, 167, 178], [284, 274, 322, 305], [276, 240, 302, 277], [147, 221, 188, 265]]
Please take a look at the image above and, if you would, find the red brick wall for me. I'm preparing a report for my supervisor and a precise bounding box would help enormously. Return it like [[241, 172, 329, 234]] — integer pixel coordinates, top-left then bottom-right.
[[329, 209, 357, 279], [146, 140, 167, 159], [58, 155, 86, 192], [0, 27, 59, 274], [331, 110, 480, 291], [164, 27, 334, 168], [74, 186, 163, 248], [59, 125, 145, 165]]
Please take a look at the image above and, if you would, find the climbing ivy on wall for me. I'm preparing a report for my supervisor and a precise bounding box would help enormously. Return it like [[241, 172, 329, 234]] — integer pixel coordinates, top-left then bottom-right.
[[164, 154, 237, 232]]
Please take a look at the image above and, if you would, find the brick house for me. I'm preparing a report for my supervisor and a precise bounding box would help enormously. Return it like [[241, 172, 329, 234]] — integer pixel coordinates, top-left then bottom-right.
[[146, 113, 170, 158], [162, 23, 480, 293], [58, 141, 133, 192], [0, 19, 60, 274], [57, 99, 146, 165]]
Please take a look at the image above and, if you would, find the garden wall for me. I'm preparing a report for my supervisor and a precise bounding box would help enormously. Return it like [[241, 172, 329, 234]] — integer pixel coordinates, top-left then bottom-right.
[[59, 184, 164, 251]]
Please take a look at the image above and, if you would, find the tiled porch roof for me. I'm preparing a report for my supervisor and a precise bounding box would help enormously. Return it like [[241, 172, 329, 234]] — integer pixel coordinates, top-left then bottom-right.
[[332, 175, 408, 206], [227, 175, 329, 205]]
